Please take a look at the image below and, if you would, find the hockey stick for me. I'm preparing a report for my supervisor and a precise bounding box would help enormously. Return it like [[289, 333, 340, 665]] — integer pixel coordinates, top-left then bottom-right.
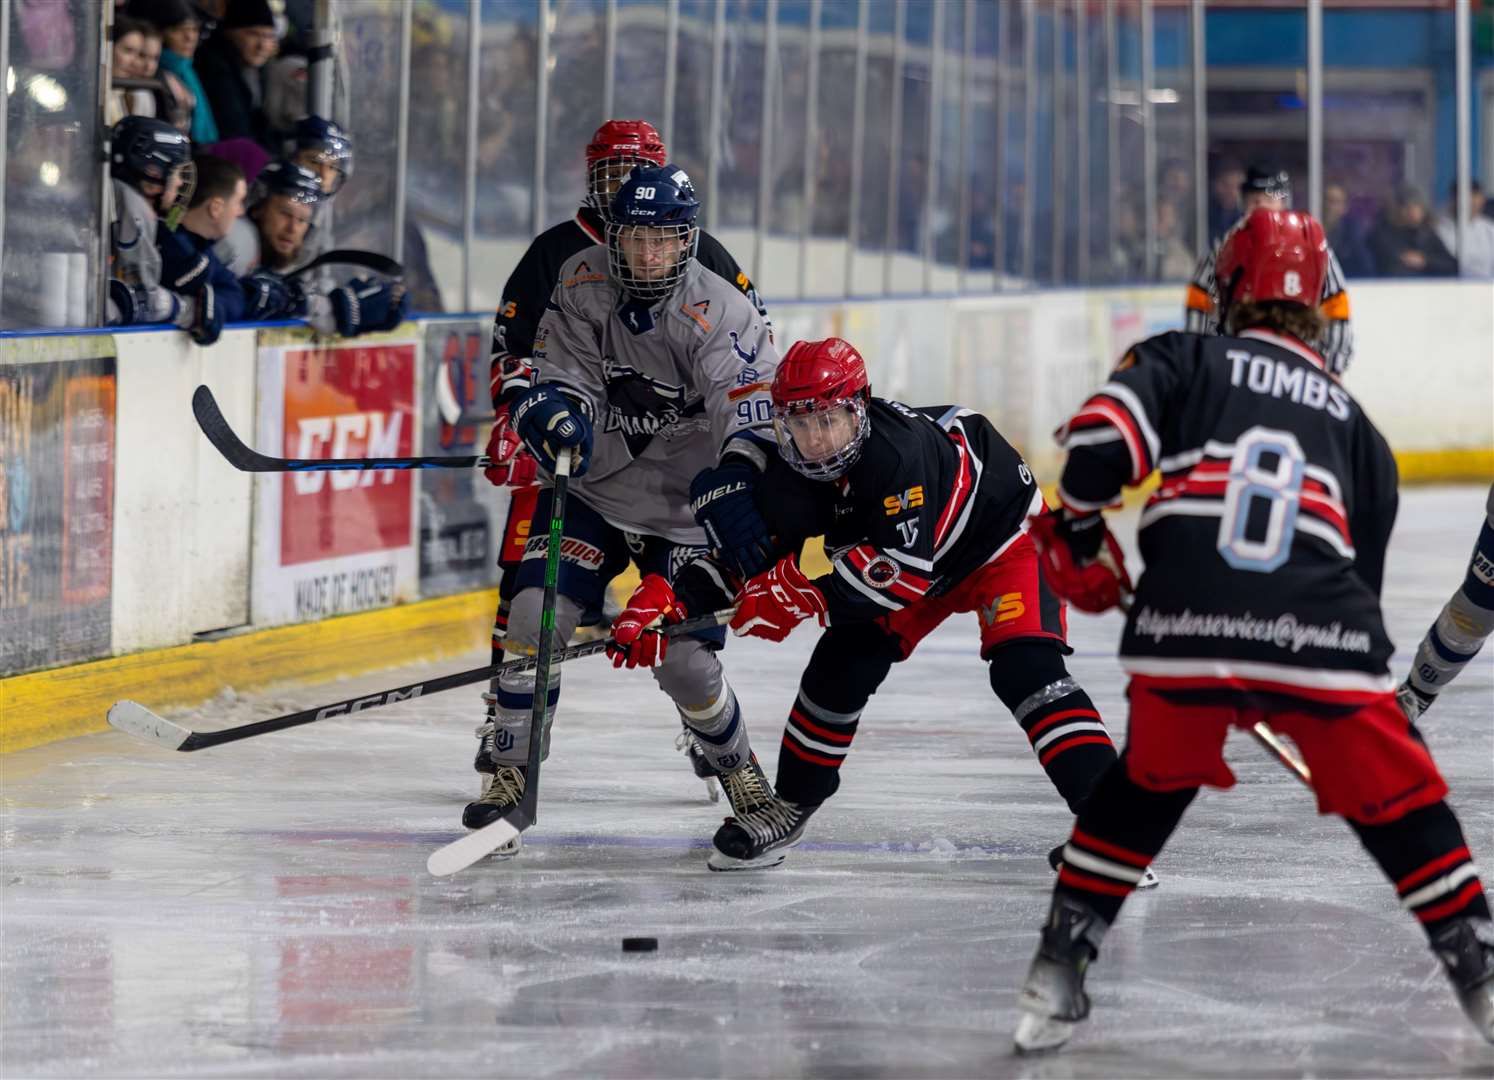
[[428, 451, 571, 876], [192, 384, 496, 474], [285, 248, 405, 281], [107, 607, 732, 753]]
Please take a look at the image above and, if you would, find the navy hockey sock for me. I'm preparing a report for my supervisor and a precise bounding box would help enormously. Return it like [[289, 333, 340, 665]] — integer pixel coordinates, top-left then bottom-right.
[[1352, 801, 1492, 939], [989, 643, 1118, 812], [1056, 759, 1195, 923]]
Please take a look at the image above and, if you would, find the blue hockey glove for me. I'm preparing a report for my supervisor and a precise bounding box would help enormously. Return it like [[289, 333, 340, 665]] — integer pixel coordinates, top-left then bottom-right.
[[511, 385, 592, 477], [188, 282, 224, 346], [242, 269, 307, 320], [689, 457, 773, 580], [330, 277, 406, 337]]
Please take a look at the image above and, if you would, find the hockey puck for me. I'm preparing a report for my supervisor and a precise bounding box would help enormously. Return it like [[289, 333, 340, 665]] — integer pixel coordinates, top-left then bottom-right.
[[621, 936, 658, 953]]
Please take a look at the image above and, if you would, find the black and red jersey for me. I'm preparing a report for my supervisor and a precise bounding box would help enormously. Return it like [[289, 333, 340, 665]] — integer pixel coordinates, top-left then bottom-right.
[[751, 398, 1043, 625], [1055, 327, 1398, 701], [488, 205, 768, 408]]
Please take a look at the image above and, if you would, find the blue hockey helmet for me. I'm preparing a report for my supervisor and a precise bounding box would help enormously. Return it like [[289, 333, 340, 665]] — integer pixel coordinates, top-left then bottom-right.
[[606, 164, 701, 301], [291, 115, 353, 195], [111, 116, 195, 221], [249, 159, 324, 210]]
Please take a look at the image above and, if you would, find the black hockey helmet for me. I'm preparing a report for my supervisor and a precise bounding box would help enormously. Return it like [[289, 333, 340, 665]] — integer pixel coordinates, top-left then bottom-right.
[[248, 159, 324, 210], [291, 115, 353, 195], [111, 116, 191, 187]]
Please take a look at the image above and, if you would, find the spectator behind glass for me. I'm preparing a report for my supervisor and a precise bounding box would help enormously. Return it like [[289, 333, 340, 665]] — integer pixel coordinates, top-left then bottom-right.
[[1207, 156, 1244, 246], [1369, 184, 1458, 277], [107, 17, 151, 126], [1322, 182, 1375, 279], [1152, 199, 1195, 282], [132, 0, 218, 143], [1434, 181, 1494, 279], [194, 0, 280, 151]]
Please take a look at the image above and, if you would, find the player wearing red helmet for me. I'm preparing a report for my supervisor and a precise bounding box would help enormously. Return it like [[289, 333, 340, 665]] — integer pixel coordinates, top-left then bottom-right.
[[609, 337, 1134, 873], [1012, 208, 1494, 1052], [475, 120, 770, 802]]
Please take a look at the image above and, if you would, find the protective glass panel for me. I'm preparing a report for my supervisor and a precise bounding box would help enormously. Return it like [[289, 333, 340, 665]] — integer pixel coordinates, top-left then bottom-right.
[[671, 1, 716, 194], [852, 1, 895, 295], [1056, 2, 1081, 284], [546, 0, 607, 226], [614, 0, 671, 132], [930, 0, 964, 281], [331, 1, 401, 259], [1152, 2, 1198, 282], [1030, 3, 1055, 284], [473, 0, 540, 313], [1085, 0, 1114, 282], [965, 0, 999, 288], [1111, 0, 1144, 283], [405, 2, 471, 312], [890, 1, 931, 292], [770, 0, 811, 249], [3, 1, 103, 328], [807, 0, 859, 298]]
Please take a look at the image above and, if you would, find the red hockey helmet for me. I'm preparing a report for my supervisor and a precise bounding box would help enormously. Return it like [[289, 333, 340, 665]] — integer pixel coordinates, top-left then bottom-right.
[[585, 120, 668, 219], [770, 338, 872, 481], [1216, 207, 1328, 313]]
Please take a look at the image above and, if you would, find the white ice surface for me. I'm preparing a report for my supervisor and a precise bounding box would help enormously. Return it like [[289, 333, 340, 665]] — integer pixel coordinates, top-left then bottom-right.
[[3, 486, 1492, 1078]]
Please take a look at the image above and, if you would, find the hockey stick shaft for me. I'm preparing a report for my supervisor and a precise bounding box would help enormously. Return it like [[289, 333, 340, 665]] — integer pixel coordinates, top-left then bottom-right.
[[107, 607, 731, 752], [192, 384, 494, 473]]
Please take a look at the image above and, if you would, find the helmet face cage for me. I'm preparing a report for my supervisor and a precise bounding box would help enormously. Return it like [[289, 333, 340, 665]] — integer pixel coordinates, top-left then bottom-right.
[[773, 394, 870, 482], [605, 221, 698, 301], [587, 155, 649, 218]]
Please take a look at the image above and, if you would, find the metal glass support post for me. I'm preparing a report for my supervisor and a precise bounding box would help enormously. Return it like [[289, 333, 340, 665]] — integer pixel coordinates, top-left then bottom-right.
[[1456, 0, 1472, 260], [0, 0, 11, 316], [392, 0, 412, 264], [463, 0, 481, 311], [1307, 0, 1322, 219], [309, 0, 335, 117], [706, 0, 726, 231], [883, 0, 906, 295], [534, 0, 551, 239], [603, 0, 617, 120], [1021, 0, 1035, 282], [1052, 1, 1065, 284], [96, 1, 115, 325], [800, 0, 822, 299], [1105, 0, 1117, 263], [1191, 0, 1206, 253], [754, 0, 779, 285], [1141, 0, 1156, 281], [663, 0, 680, 146], [957, 0, 973, 288], [1076, 0, 1089, 284], [993, 0, 1008, 285], [843, 0, 868, 293], [923, 0, 942, 293]]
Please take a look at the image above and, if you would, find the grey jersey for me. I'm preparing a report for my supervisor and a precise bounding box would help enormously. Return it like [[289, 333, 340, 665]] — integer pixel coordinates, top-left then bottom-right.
[[111, 179, 164, 289], [533, 246, 779, 543], [215, 216, 261, 277]]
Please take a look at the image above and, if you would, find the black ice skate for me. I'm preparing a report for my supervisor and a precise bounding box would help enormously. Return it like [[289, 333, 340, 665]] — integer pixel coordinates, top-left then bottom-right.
[[1431, 916, 1494, 1044], [675, 725, 721, 803], [473, 692, 499, 791], [461, 764, 526, 856], [1013, 895, 1110, 1053], [1048, 843, 1160, 889], [708, 794, 817, 872]]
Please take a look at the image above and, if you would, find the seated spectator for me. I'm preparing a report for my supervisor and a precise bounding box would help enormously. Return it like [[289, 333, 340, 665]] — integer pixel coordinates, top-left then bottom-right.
[[133, 0, 218, 141], [1207, 156, 1244, 246], [194, 0, 280, 151], [1434, 180, 1494, 279], [1152, 199, 1195, 282], [1369, 184, 1457, 277], [107, 17, 155, 125], [1322, 182, 1375, 279], [218, 160, 407, 337]]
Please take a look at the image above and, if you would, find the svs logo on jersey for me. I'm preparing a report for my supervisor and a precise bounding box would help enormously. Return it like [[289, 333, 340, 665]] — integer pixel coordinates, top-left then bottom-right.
[[281, 344, 416, 566]]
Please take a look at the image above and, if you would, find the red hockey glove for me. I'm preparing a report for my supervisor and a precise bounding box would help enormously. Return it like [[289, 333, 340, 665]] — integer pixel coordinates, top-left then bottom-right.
[[608, 574, 687, 669], [483, 406, 539, 488], [730, 555, 828, 642], [1028, 507, 1134, 614]]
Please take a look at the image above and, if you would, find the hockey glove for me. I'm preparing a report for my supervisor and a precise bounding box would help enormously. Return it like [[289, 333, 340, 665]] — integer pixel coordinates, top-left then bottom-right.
[[607, 574, 687, 669], [482, 405, 539, 488], [187, 283, 224, 347], [730, 555, 827, 642], [107, 279, 178, 326], [242, 269, 307, 321], [330, 278, 407, 337], [1028, 507, 1133, 614], [690, 458, 774, 580], [511, 385, 592, 478], [158, 227, 213, 293]]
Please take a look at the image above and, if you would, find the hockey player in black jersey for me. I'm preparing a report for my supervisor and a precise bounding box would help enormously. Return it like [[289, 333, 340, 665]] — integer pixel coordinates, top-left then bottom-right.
[[474, 119, 769, 796], [1012, 208, 1494, 1052], [607, 337, 1140, 873]]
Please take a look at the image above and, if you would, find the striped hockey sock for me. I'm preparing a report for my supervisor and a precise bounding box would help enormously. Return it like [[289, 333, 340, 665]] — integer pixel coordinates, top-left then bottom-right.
[[776, 691, 860, 806], [680, 683, 753, 773], [1354, 802, 1492, 939], [1011, 676, 1118, 813]]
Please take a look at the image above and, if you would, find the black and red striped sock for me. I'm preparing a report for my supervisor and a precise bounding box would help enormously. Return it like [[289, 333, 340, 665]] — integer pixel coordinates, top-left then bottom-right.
[[1352, 802, 1492, 939], [1055, 759, 1196, 922], [776, 691, 859, 806]]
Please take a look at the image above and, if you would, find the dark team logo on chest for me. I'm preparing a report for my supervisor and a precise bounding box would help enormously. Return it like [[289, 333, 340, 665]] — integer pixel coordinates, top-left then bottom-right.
[[602, 356, 705, 458]]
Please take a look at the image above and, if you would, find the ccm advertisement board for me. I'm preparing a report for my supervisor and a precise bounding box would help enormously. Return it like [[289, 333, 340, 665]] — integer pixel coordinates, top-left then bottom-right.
[[252, 334, 420, 627]]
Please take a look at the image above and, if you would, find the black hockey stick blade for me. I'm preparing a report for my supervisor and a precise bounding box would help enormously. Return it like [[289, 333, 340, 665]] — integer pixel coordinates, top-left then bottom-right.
[[191, 384, 491, 473], [286, 248, 405, 280], [106, 609, 734, 753]]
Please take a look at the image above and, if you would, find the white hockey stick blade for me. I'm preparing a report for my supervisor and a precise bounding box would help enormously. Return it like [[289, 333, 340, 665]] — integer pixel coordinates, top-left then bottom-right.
[[427, 818, 523, 877], [107, 700, 192, 751]]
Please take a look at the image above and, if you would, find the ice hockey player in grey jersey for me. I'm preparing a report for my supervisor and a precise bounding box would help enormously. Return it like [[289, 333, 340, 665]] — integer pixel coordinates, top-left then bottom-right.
[[461, 164, 783, 860]]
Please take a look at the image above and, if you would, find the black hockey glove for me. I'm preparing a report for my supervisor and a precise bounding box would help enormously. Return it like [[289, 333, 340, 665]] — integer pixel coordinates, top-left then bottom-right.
[[188, 282, 224, 347], [689, 457, 774, 580], [242, 269, 307, 321], [330, 277, 409, 337], [511, 385, 593, 477], [108, 279, 178, 326], [158, 227, 213, 293]]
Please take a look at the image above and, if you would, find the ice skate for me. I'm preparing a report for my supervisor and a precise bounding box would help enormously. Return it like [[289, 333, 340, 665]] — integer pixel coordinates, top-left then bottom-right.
[[1431, 916, 1494, 1043], [1013, 895, 1109, 1053], [1048, 843, 1158, 889], [675, 725, 721, 803], [461, 764, 526, 856], [473, 692, 499, 794], [708, 794, 817, 872]]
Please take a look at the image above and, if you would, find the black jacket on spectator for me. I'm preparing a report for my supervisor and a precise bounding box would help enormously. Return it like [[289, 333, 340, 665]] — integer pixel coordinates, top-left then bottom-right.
[[1328, 218, 1376, 280], [194, 33, 268, 147], [1368, 215, 1457, 277]]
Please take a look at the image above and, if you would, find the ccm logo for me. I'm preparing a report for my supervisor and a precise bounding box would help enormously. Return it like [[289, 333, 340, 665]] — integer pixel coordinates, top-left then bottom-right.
[[316, 686, 424, 719], [883, 486, 924, 515], [291, 412, 405, 494]]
